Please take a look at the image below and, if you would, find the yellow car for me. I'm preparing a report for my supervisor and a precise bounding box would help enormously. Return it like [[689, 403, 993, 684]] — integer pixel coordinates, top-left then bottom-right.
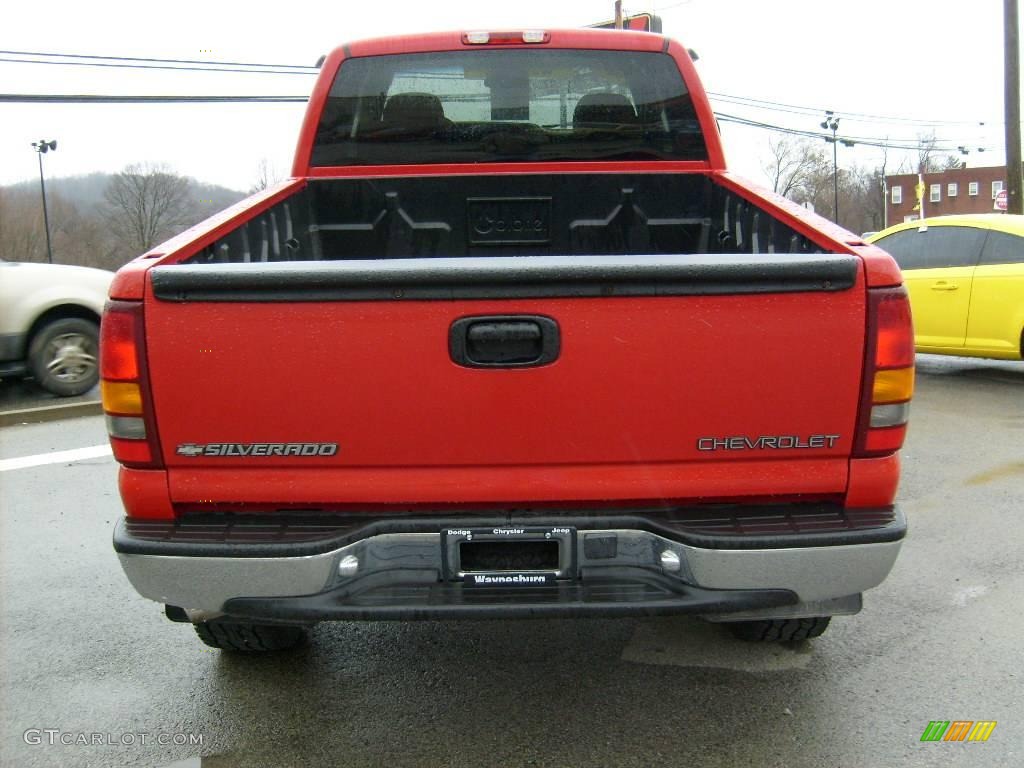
[[868, 215, 1024, 360]]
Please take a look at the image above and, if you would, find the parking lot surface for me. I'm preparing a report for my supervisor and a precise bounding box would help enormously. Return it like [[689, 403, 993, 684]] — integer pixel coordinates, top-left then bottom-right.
[[1, 356, 1021, 767]]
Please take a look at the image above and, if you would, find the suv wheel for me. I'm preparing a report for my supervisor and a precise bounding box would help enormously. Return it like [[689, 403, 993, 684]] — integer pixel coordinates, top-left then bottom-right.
[[28, 318, 100, 396], [726, 616, 832, 642], [193, 621, 308, 652]]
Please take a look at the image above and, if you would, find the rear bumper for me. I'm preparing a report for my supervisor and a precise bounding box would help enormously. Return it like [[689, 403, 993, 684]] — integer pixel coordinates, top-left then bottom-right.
[[113, 506, 905, 622]]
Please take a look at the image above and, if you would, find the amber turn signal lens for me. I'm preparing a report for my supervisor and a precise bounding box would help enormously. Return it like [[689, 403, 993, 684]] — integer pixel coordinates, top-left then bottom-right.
[[873, 366, 914, 404], [101, 380, 143, 415]]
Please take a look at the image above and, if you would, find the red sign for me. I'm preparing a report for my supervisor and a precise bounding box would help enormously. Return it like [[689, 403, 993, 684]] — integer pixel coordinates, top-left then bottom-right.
[[994, 189, 1008, 211], [590, 13, 663, 33]]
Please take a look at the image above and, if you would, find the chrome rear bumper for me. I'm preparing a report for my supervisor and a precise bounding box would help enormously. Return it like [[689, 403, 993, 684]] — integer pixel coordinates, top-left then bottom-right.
[[114, 508, 904, 622]]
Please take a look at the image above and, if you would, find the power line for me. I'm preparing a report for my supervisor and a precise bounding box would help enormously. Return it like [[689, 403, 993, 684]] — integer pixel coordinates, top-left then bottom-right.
[[0, 48, 1002, 138], [708, 91, 996, 128], [6, 91, 986, 152], [715, 112, 986, 152], [717, 109, 989, 148], [0, 57, 314, 76], [0, 94, 307, 103], [0, 91, 991, 152], [0, 49, 318, 70]]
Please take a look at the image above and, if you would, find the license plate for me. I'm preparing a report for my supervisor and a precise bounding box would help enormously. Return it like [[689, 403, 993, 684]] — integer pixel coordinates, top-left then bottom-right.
[[441, 526, 577, 584]]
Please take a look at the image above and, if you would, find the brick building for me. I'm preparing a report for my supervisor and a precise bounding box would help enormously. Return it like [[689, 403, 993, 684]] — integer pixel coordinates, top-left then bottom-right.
[[884, 164, 1010, 225]]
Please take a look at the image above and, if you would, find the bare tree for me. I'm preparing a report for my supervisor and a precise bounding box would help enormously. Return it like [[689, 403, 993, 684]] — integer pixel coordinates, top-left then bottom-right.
[[758, 136, 884, 233], [915, 131, 940, 174], [0, 187, 46, 262], [762, 136, 829, 199], [905, 131, 961, 174], [841, 164, 886, 234], [103, 163, 193, 254], [939, 154, 965, 171], [248, 158, 281, 194]]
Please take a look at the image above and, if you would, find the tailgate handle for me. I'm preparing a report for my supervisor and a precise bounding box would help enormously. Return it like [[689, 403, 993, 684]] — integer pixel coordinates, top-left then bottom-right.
[[450, 315, 560, 368]]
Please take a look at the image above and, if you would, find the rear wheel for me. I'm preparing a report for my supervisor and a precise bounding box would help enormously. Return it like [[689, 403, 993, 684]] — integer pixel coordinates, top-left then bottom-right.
[[193, 621, 307, 652], [726, 616, 831, 642], [28, 318, 100, 396]]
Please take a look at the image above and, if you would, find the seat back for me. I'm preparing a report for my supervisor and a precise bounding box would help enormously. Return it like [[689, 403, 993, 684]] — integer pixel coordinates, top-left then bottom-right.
[[382, 92, 447, 130], [573, 93, 638, 128]]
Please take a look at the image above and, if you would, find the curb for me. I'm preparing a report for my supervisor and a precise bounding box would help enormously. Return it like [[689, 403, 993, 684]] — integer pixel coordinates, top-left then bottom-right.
[[0, 401, 103, 427]]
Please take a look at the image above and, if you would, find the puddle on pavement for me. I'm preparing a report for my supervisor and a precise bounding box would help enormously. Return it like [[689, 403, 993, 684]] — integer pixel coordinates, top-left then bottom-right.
[[965, 462, 1024, 486]]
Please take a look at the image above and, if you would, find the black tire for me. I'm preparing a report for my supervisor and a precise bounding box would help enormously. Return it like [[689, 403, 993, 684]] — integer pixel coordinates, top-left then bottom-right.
[[726, 616, 832, 642], [28, 318, 100, 396], [193, 621, 307, 652]]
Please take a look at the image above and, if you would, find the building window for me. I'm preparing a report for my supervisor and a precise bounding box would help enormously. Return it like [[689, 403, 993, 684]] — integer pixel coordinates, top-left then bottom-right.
[[930, 184, 941, 203], [947, 183, 958, 197], [992, 180, 1005, 199], [969, 182, 979, 196], [891, 186, 902, 205]]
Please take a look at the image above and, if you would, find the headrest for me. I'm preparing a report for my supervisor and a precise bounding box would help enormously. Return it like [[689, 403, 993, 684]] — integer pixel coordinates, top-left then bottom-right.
[[382, 92, 446, 127], [573, 93, 638, 127]]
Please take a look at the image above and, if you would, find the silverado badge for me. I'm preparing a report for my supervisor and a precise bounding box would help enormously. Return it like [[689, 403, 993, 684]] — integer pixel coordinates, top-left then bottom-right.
[[175, 442, 338, 457]]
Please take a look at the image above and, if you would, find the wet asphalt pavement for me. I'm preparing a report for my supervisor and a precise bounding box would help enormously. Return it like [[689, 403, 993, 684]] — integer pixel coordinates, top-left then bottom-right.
[[0, 378, 99, 413], [0, 355, 1021, 767]]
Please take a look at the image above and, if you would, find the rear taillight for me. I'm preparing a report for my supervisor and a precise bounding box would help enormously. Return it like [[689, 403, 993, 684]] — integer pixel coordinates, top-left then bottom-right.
[[100, 301, 163, 468], [855, 286, 914, 457]]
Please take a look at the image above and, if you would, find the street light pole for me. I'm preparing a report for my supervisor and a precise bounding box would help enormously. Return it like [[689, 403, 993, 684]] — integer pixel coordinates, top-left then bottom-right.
[[31, 139, 57, 264], [820, 113, 840, 223]]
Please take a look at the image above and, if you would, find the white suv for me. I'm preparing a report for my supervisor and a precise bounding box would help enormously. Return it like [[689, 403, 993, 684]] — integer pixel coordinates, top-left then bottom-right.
[[0, 261, 114, 396]]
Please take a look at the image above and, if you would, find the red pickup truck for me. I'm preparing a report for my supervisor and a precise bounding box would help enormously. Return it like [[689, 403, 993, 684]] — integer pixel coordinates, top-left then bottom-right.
[[103, 28, 913, 651]]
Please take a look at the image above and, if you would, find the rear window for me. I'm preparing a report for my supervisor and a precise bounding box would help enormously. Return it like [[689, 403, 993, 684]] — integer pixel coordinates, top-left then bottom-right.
[[311, 49, 706, 166]]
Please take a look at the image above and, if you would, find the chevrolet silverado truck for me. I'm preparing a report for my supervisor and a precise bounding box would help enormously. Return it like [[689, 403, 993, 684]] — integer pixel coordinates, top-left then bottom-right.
[[104, 28, 913, 651]]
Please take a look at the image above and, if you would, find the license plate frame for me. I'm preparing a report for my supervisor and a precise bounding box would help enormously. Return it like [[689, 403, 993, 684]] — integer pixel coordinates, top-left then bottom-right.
[[441, 526, 577, 584]]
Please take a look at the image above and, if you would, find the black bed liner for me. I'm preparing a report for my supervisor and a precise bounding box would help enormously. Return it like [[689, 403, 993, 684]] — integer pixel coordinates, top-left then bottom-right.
[[182, 174, 829, 265]]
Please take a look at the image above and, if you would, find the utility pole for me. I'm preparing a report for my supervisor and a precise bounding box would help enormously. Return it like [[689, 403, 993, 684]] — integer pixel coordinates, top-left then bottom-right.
[[31, 139, 57, 264], [1006, 0, 1022, 214], [615, 0, 624, 29]]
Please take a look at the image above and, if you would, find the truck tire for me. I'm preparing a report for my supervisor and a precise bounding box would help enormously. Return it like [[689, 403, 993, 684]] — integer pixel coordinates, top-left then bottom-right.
[[193, 621, 307, 652], [28, 318, 100, 396], [726, 616, 831, 642]]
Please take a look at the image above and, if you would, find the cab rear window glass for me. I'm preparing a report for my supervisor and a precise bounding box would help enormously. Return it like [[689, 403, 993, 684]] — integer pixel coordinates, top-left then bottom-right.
[[875, 226, 986, 270], [310, 49, 707, 166]]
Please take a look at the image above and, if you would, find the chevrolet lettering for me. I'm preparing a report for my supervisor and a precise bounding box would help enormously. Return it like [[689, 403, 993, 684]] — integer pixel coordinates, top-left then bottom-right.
[[696, 435, 842, 451]]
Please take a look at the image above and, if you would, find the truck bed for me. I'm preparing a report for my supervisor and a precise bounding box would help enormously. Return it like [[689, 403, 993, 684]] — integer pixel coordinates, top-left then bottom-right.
[[183, 174, 827, 264]]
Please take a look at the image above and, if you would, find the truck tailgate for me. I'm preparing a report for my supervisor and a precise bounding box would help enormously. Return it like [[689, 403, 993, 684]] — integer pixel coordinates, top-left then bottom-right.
[[145, 255, 865, 507]]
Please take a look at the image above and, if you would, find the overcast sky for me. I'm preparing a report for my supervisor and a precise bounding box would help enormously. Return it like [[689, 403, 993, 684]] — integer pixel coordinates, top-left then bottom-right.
[[0, 0, 1015, 192]]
